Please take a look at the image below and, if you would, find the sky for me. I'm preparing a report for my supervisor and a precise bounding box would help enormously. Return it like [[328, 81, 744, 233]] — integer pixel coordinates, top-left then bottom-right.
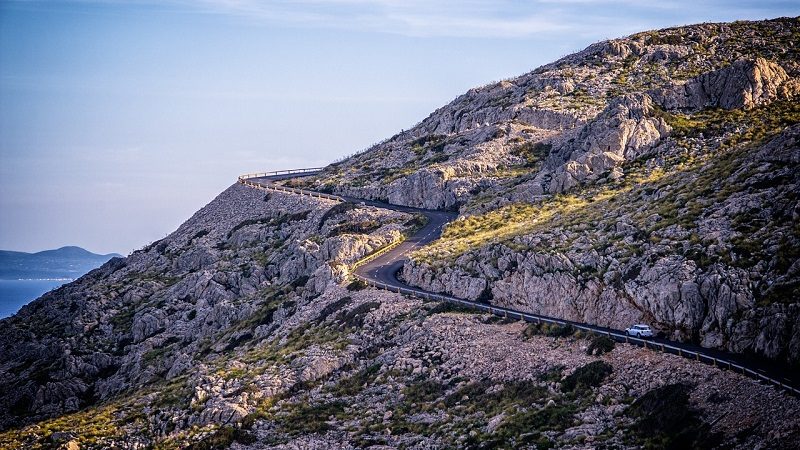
[[1, 1, 797, 255]]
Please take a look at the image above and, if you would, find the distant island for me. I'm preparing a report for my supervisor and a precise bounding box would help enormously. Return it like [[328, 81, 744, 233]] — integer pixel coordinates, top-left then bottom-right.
[[0, 246, 122, 280]]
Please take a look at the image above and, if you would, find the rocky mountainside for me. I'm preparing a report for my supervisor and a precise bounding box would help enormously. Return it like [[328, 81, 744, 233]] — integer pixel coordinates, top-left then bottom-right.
[[1, 17, 799, 450], [303, 17, 800, 368]]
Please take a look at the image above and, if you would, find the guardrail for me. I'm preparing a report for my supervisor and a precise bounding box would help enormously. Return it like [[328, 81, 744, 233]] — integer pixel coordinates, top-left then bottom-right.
[[355, 274, 800, 397], [238, 169, 800, 397], [238, 170, 345, 203]]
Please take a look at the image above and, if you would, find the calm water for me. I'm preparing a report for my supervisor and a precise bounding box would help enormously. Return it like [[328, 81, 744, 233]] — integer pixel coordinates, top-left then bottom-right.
[[0, 279, 68, 318]]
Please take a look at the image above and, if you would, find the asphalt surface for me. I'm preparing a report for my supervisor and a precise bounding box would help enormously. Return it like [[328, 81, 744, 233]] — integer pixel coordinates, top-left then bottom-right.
[[246, 171, 799, 395]]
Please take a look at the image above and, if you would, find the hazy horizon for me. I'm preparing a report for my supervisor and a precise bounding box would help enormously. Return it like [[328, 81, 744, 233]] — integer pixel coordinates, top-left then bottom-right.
[[1, 0, 798, 255]]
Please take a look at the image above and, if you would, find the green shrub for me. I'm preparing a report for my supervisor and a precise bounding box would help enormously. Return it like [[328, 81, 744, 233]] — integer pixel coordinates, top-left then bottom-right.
[[522, 322, 576, 339], [626, 384, 721, 449], [227, 211, 310, 238], [403, 380, 447, 407], [320, 202, 357, 225], [338, 301, 380, 328], [561, 361, 613, 392], [346, 279, 368, 291], [331, 364, 381, 396], [586, 335, 616, 355], [188, 229, 209, 244], [448, 380, 571, 449], [328, 220, 381, 237], [403, 214, 429, 231], [316, 297, 351, 323], [510, 142, 552, 168], [275, 401, 348, 436], [427, 301, 474, 315]]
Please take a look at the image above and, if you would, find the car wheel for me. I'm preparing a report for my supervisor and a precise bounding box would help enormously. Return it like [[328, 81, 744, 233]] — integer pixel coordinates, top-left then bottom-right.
[[636, 332, 641, 338]]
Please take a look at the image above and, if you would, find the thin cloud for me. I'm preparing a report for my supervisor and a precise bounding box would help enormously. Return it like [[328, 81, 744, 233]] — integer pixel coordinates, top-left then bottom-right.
[[6, 0, 794, 38], [182, 0, 577, 37]]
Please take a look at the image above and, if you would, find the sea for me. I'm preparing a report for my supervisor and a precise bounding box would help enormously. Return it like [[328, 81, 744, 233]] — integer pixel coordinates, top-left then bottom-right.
[[0, 279, 69, 319]]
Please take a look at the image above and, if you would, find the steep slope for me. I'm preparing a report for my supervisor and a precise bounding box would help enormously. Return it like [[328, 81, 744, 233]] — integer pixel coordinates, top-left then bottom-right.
[[0, 185, 414, 431], [305, 17, 800, 367]]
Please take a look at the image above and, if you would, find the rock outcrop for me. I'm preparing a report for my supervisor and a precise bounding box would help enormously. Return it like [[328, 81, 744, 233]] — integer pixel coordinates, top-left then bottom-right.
[[653, 57, 796, 111]]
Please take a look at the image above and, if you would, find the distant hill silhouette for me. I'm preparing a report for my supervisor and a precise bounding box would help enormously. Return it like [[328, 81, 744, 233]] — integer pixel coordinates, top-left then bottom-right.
[[0, 246, 122, 280]]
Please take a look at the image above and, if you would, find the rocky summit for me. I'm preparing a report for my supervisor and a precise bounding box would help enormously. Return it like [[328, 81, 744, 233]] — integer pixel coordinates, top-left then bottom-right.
[[1, 17, 799, 450]]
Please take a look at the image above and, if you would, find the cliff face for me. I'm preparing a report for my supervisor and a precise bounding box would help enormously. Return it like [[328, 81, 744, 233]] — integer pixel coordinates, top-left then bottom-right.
[[1, 17, 800, 450]]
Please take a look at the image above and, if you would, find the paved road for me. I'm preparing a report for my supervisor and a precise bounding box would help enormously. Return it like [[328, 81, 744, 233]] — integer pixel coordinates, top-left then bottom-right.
[[244, 170, 800, 396]]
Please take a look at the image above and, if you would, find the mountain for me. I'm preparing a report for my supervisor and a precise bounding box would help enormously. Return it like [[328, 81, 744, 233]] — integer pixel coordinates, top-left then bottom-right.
[[303, 17, 800, 366], [1, 17, 799, 450], [0, 246, 123, 280]]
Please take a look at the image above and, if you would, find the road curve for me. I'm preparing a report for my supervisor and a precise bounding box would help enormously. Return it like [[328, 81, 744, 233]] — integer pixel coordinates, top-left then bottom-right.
[[240, 170, 800, 396]]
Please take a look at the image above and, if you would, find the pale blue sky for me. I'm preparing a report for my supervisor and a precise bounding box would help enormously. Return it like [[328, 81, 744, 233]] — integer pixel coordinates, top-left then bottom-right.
[[1, 1, 797, 254]]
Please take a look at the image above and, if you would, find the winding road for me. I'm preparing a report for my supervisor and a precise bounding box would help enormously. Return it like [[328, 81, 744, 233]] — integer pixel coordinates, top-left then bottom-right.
[[239, 169, 800, 396]]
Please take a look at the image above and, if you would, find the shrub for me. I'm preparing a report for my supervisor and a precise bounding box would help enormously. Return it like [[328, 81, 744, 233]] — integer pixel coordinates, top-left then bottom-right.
[[338, 301, 380, 328], [346, 279, 367, 291], [331, 364, 381, 396], [289, 275, 309, 289], [319, 202, 356, 226], [626, 384, 721, 449], [316, 297, 351, 323], [510, 141, 552, 168], [450, 380, 570, 449], [522, 322, 576, 339], [403, 214, 429, 231], [476, 285, 494, 303], [403, 380, 447, 407], [328, 220, 381, 237], [188, 229, 209, 244], [276, 401, 348, 436], [561, 361, 613, 392], [586, 335, 616, 355], [427, 301, 474, 315]]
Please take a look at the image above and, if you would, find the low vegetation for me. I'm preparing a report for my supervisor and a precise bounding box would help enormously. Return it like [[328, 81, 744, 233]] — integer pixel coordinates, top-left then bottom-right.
[[625, 383, 720, 449], [561, 361, 613, 393]]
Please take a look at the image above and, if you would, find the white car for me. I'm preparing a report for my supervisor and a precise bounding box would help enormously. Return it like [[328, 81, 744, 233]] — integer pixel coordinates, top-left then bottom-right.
[[625, 324, 654, 338]]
